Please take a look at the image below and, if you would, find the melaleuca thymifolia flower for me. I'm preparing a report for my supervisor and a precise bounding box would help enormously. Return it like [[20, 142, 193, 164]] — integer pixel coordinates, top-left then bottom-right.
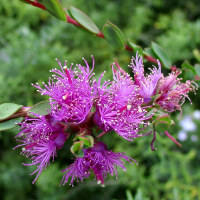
[[155, 70, 196, 112], [130, 54, 196, 112], [13, 55, 197, 186], [33, 57, 96, 124], [16, 113, 68, 183], [93, 65, 148, 140], [61, 142, 136, 186], [130, 53, 162, 104]]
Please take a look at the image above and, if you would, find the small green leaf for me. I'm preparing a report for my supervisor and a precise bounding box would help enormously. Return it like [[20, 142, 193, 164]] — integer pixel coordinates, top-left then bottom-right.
[[193, 49, 200, 62], [0, 117, 24, 131], [0, 103, 23, 120], [144, 47, 157, 58], [138, 125, 152, 135], [155, 121, 170, 133], [28, 100, 51, 117], [145, 108, 157, 118], [42, 0, 66, 21], [181, 61, 196, 75], [151, 42, 172, 69], [69, 6, 100, 34], [79, 135, 94, 147], [126, 190, 134, 200], [135, 188, 143, 200], [70, 141, 84, 157], [103, 21, 125, 49], [153, 114, 174, 133], [194, 64, 200, 77], [128, 42, 144, 56]]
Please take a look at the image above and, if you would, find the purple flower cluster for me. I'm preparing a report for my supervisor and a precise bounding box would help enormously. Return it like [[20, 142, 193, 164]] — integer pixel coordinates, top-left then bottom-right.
[[130, 54, 195, 112], [33, 57, 96, 124], [16, 113, 68, 183], [93, 66, 148, 140], [62, 142, 136, 186], [15, 55, 196, 186]]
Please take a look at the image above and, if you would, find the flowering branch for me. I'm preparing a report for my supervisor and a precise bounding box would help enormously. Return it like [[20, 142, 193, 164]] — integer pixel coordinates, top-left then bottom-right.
[[1, 54, 195, 186], [21, 0, 165, 66]]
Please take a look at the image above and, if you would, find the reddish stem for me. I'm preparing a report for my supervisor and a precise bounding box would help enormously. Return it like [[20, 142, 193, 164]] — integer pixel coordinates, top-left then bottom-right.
[[164, 131, 182, 147], [150, 129, 157, 151], [124, 44, 133, 51], [144, 55, 158, 63], [66, 15, 82, 28], [23, 0, 46, 10], [22, 0, 170, 67], [97, 131, 108, 138]]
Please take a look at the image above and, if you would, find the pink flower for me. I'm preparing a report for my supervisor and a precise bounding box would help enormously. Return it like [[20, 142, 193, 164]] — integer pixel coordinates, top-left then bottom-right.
[[130, 53, 162, 103], [15, 113, 68, 183], [93, 65, 148, 140], [33, 57, 96, 124], [62, 142, 136, 186], [156, 70, 196, 112]]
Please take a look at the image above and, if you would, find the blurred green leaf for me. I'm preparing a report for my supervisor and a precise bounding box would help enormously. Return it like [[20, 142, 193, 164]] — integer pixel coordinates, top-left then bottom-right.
[[128, 42, 144, 56], [135, 188, 143, 200], [154, 114, 174, 133], [0, 103, 23, 120], [69, 6, 100, 34], [79, 135, 94, 147], [103, 21, 125, 49], [193, 49, 200, 62], [194, 64, 200, 77], [28, 100, 50, 117], [151, 42, 172, 69], [126, 190, 134, 200], [70, 141, 84, 157], [42, 0, 66, 21], [144, 47, 158, 58], [145, 108, 157, 118], [0, 117, 23, 131], [181, 61, 196, 75]]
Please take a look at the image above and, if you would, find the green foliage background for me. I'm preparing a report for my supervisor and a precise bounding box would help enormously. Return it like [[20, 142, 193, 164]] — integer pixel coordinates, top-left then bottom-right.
[[0, 0, 200, 199]]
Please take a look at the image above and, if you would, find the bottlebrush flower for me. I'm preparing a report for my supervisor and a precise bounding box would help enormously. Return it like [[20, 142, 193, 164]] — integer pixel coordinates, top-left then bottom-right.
[[156, 70, 197, 112], [15, 113, 68, 183], [33, 57, 96, 124], [93, 65, 148, 140], [130, 53, 162, 104], [62, 142, 136, 186]]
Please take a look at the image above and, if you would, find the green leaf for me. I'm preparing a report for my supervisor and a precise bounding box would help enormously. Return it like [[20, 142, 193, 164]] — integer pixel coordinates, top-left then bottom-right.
[[138, 125, 152, 135], [144, 47, 157, 58], [79, 135, 94, 147], [181, 61, 196, 75], [0, 117, 23, 131], [153, 114, 174, 133], [194, 64, 200, 77], [69, 6, 100, 34], [0, 103, 23, 120], [28, 100, 51, 117], [145, 108, 157, 118], [155, 121, 170, 133], [193, 49, 200, 62], [70, 141, 84, 157], [126, 190, 134, 200], [128, 42, 144, 56], [103, 21, 125, 49], [135, 188, 143, 200], [42, 0, 66, 21], [151, 42, 172, 69]]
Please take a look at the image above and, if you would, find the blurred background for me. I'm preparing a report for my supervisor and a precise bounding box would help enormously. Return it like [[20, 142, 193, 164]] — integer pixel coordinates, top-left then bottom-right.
[[0, 0, 200, 199]]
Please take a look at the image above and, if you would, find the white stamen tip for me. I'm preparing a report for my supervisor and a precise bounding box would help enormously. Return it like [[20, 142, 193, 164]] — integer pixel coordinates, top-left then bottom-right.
[[127, 105, 131, 110], [97, 181, 101, 185]]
